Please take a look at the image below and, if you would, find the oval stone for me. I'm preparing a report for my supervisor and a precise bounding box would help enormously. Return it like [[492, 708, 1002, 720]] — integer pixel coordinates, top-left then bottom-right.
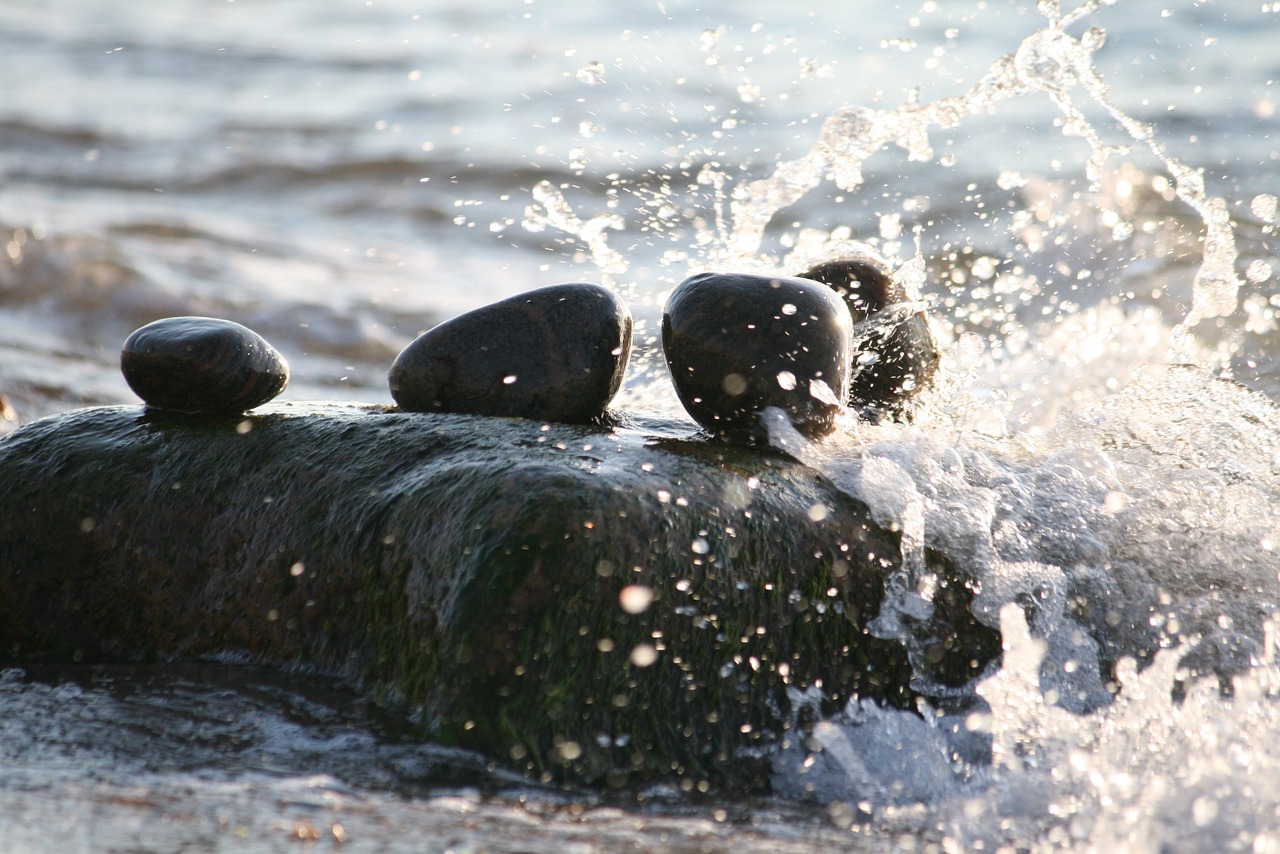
[[121, 316, 290, 415], [388, 282, 632, 424], [796, 255, 938, 416], [662, 272, 852, 442]]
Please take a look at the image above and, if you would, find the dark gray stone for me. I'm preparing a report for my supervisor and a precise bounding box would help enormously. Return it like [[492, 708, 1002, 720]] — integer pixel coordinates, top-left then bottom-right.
[[0, 402, 999, 787], [662, 272, 852, 443], [121, 316, 290, 415], [796, 256, 938, 416], [389, 283, 632, 424]]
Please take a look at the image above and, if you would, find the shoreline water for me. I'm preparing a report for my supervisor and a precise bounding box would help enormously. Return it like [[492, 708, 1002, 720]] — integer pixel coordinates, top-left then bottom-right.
[[3, 0, 1280, 850]]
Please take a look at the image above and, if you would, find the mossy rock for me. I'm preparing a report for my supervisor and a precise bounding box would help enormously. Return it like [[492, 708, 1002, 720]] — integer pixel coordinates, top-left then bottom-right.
[[0, 402, 998, 787]]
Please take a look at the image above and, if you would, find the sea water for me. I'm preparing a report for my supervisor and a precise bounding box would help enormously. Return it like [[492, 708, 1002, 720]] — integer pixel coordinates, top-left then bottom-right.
[[1, 0, 1278, 851]]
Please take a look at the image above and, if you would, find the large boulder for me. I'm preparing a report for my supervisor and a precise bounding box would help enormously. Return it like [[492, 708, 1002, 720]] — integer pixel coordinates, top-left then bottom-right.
[[0, 403, 997, 787]]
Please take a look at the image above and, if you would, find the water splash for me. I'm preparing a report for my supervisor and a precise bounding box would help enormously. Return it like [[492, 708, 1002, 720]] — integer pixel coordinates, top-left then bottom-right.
[[775, 604, 1280, 851], [522, 180, 628, 278], [522, 2, 1280, 847], [527, 0, 1244, 347], [532, 0, 1263, 647]]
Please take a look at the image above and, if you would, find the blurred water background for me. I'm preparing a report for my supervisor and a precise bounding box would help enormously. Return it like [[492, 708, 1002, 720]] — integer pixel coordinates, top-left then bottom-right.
[[2, 0, 1280, 851]]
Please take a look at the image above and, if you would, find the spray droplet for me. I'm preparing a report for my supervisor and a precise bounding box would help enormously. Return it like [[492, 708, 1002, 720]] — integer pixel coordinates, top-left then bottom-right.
[[809, 379, 841, 406], [1192, 796, 1219, 827], [722, 373, 748, 395], [576, 61, 605, 85], [619, 585, 654, 614], [1252, 194, 1277, 221], [1246, 260, 1272, 283], [630, 644, 659, 667]]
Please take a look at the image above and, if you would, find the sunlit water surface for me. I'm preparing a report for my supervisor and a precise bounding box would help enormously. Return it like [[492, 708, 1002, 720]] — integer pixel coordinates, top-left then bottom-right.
[[2, 0, 1279, 851]]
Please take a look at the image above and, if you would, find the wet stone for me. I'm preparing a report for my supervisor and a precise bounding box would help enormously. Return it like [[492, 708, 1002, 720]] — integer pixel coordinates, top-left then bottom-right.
[[388, 282, 632, 424], [662, 271, 852, 443], [796, 254, 939, 416], [121, 316, 290, 415]]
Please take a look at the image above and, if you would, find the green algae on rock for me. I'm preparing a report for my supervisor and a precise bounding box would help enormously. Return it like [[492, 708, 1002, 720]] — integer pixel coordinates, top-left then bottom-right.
[[0, 402, 997, 787]]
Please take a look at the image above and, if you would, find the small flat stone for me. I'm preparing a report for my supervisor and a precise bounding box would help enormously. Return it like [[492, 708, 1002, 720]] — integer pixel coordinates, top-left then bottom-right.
[[796, 255, 938, 415], [121, 316, 290, 415], [388, 282, 632, 424], [662, 272, 852, 442]]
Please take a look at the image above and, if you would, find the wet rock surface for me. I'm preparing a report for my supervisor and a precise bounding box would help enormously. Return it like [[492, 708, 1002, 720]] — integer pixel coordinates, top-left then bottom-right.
[[662, 272, 852, 443], [389, 283, 632, 424], [796, 257, 939, 416], [0, 402, 996, 788], [120, 316, 290, 415]]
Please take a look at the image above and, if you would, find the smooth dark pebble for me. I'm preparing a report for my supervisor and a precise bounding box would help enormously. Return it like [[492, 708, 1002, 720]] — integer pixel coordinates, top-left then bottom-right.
[[121, 316, 290, 415], [662, 271, 852, 443], [388, 282, 632, 424], [797, 255, 938, 415]]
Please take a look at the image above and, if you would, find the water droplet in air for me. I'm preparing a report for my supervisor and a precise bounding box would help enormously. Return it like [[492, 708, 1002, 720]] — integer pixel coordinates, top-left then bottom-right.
[[776, 371, 797, 390], [630, 644, 658, 667], [809, 379, 841, 406], [691, 537, 710, 555], [1192, 795, 1219, 827], [576, 61, 605, 85], [879, 213, 903, 240], [1252, 193, 1278, 222], [722, 373, 748, 395], [998, 170, 1028, 190], [619, 585, 654, 614], [698, 27, 725, 52], [1081, 27, 1106, 52], [556, 740, 583, 761], [1247, 260, 1272, 283]]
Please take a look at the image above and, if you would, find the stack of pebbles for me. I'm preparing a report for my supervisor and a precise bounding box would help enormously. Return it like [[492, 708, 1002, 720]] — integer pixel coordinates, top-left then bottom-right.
[[119, 257, 934, 436]]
